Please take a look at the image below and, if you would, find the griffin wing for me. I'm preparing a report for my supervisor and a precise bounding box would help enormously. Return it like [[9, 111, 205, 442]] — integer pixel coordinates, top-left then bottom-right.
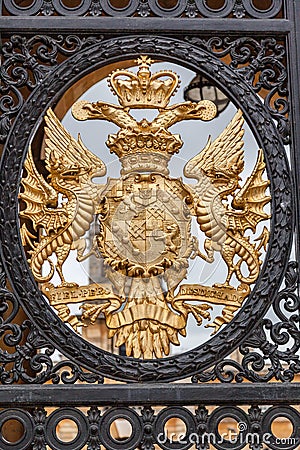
[[19, 146, 68, 233], [183, 110, 246, 241], [184, 109, 245, 181], [228, 149, 271, 233], [44, 108, 107, 178], [183, 109, 270, 235]]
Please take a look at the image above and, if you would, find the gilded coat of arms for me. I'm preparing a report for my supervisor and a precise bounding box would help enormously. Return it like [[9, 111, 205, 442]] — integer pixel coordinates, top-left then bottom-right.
[[19, 57, 271, 359]]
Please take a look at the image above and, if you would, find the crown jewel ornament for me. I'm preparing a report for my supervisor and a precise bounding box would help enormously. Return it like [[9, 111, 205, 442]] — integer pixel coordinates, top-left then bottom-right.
[[108, 55, 179, 109], [72, 57, 216, 174]]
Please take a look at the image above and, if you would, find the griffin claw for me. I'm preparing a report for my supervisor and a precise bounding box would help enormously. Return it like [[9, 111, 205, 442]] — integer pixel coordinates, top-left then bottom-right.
[[255, 226, 269, 252], [185, 303, 212, 325], [205, 322, 222, 335], [80, 302, 110, 324]]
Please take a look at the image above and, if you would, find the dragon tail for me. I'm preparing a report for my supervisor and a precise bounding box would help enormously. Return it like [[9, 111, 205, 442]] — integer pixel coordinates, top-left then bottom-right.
[[29, 238, 58, 283], [235, 255, 259, 284], [229, 233, 261, 285]]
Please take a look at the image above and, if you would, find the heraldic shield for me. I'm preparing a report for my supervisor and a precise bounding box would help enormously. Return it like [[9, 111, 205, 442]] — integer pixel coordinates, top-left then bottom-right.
[[19, 56, 271, 359]]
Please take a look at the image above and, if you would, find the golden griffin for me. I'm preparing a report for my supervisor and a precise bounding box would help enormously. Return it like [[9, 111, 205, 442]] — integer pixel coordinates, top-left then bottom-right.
[[19, 56, 271, 358]]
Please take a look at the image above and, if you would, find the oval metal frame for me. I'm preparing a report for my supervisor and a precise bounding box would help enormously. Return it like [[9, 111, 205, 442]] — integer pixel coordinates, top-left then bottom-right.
[[148, 0, 188, 17], [99, 407, 143, 450], [243, 0, 282, 18], [100, 0, 140, 16], [195, 0, 235, 18], [261, 406, 300, 450], [207, 406, 249, 450], [0, 409, 34, 450], [51, 0, 92, 16], [45, 408, 88, 450], [0, 35, 293, 382], [3, 0, 43, 15], [154, 406, 196, 450]]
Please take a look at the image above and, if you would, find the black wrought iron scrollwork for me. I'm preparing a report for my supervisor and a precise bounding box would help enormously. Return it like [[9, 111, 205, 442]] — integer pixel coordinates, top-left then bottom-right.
[[40, 0, 55, 16], [0, 34, 292, 383], [0, 3, 298, 450], [1, 0, 284, 18], [89, 0, 102, 16], [1, 403, 300, 450], [195, 0, 282, 19], [232, 0, 246, 18], [32, 407, 47, 450], [187, 36, 289, 144], [0, 257, 103, 385], [193, 261, 300, 383], [0, 319, 104, 384], [141, 407, 155, 450], [185, 0, 198, 18], [101, 407, 143, 450], [1, 34, 288, 143], [87, 407, 102, 450], [0, 34, 102, 143], [137, 0, 151, 17]]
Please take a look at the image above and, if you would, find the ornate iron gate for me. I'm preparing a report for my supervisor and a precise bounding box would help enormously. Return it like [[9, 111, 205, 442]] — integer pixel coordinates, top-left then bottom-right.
[[0, 1, 300, 449]]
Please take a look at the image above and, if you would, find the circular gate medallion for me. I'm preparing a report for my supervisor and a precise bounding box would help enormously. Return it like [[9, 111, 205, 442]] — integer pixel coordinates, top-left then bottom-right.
[[0, 36, 292, 382]]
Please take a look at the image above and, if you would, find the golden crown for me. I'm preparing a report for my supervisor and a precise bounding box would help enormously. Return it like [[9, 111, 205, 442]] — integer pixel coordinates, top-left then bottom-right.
[[106, 124, 183, 158], [108, 56, 179, 109]]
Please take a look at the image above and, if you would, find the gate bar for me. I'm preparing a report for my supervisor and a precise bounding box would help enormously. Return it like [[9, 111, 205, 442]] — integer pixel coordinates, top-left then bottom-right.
[[0, 383, 299, 407], [0, 17, 291, 34]]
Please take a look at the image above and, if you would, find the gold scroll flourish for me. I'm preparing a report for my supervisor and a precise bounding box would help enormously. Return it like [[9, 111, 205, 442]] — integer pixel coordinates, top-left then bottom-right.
[[176, 283, 250, 334], [41, 281, 250, 336], [41, 282, 120, 329], [177, 284, 249, 307]]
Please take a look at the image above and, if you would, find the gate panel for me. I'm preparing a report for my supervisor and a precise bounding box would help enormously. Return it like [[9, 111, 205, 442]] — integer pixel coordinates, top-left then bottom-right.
[[0, 1, 299, 449]]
